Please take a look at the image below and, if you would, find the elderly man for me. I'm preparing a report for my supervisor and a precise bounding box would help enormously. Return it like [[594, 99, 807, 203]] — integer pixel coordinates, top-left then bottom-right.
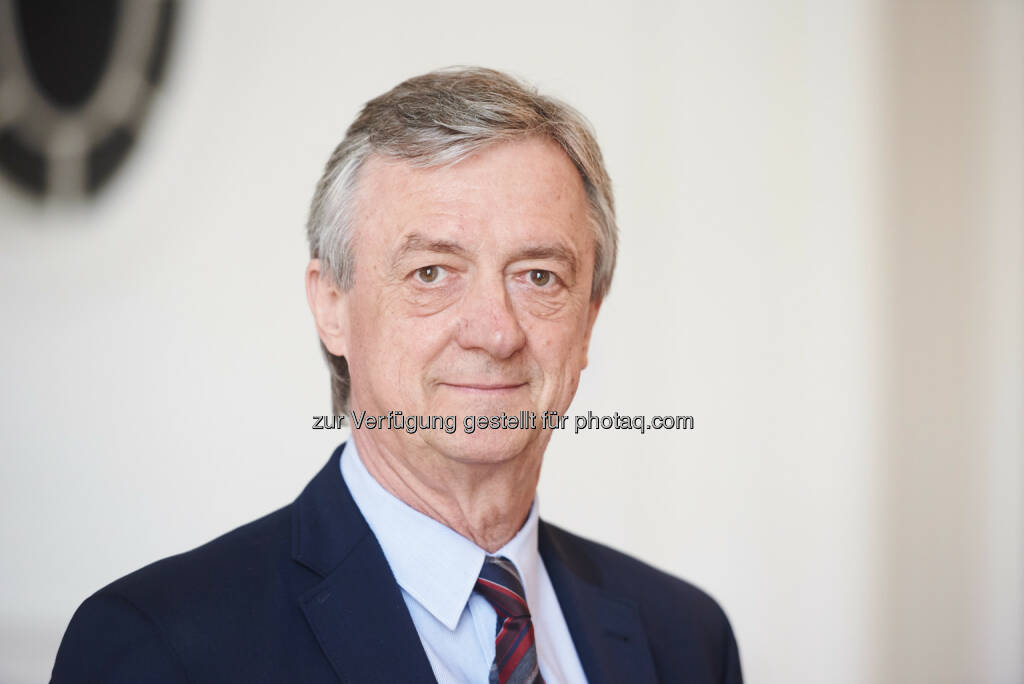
[[52, 68, 741, 684]]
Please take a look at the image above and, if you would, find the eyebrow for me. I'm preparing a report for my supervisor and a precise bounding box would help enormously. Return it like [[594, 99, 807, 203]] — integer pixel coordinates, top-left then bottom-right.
[[392, 232, 579, 276], [392, 233, 470, 269], [508, 244, 578, 276]]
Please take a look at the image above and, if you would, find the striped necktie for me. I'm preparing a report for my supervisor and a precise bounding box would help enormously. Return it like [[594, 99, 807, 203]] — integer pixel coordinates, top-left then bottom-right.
[[474, 556, 545, 684]]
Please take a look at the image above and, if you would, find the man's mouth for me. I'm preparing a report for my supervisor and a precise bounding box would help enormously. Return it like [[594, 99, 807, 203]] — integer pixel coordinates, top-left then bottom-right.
[[438, 382, 528, 392]]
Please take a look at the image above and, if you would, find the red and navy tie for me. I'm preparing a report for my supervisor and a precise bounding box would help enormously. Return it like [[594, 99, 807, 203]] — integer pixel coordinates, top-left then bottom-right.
[[474, 556, 545, 684]]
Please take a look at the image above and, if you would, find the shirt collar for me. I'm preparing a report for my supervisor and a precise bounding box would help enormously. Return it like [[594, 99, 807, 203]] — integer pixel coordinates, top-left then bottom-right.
[[340, 440, 541, 630]]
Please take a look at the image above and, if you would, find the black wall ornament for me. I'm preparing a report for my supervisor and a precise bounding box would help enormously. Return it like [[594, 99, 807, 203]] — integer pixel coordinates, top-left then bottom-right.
[[0, 0, 177, 198]]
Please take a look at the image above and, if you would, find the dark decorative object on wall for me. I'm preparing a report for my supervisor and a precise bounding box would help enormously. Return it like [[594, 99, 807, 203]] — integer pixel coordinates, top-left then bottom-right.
[[0, 0, 177, 197]]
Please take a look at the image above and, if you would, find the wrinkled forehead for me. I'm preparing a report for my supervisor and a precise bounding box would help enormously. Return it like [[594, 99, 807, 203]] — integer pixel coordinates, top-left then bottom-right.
[[348, 137, 594, 261]]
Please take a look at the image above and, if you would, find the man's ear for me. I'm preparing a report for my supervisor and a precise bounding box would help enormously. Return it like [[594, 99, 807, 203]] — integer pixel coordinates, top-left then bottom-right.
[[305, 258, 349, 357], [580, 297, 602, 370]]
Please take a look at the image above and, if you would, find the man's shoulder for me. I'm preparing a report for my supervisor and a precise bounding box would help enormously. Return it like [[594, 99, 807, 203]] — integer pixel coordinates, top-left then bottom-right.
[[97, 503, 296, 611], [52, 504, 309, 682]]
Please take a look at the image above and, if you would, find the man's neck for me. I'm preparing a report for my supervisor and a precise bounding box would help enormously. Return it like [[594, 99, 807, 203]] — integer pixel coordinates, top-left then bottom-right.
[[350, 431, 541, 553]]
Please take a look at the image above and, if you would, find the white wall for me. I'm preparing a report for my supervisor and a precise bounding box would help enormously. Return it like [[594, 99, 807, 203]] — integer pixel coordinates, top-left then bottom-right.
[[0, 1, 1020, 682]]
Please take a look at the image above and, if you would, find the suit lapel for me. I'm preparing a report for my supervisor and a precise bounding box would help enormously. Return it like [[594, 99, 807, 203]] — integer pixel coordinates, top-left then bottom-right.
[[292, 443, 436, 684], [539, 521, 659, 684]]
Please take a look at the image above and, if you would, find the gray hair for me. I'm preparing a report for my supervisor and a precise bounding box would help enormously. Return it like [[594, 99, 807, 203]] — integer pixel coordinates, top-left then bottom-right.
[[306, 66, 618, 413]]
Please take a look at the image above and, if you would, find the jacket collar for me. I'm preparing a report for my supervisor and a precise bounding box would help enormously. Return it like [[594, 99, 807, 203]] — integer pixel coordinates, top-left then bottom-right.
[[539, 522, 659, 684], [292, 442, 436, 683]]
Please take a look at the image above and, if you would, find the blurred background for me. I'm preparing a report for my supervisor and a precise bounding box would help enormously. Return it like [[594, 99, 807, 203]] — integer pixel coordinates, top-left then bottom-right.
[[1, 1, 1021, 682]]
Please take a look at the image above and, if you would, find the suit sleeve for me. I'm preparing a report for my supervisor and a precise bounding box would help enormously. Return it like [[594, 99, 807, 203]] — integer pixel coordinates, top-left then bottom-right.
[[51, 591, 190, 684], [720, 611, 743, 684]]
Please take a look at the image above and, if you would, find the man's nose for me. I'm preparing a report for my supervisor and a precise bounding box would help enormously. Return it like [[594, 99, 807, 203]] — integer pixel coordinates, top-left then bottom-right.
[[454, 274, 527, 359]]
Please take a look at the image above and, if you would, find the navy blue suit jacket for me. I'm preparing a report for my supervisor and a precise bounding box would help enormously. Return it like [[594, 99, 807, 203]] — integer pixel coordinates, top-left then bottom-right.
[[52, 443, 742, 683]]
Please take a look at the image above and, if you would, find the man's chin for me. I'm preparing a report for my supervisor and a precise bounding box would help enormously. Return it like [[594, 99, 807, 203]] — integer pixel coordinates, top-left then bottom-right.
[[421, 426, 541, 466]]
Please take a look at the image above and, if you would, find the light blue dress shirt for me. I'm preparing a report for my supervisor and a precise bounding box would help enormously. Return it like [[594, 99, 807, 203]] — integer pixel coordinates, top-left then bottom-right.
[[340, 441, 588, 684]]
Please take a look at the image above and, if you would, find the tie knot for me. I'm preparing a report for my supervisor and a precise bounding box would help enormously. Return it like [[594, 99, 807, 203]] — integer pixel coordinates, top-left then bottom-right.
[[475, 556, 530, 619]]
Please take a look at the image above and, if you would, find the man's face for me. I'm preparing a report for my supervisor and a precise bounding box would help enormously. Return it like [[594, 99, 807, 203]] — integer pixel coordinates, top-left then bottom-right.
[[333, 136, 600, 464]]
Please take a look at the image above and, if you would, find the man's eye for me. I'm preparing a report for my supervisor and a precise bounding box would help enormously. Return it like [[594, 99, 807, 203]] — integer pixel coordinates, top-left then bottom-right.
[[529, 269, 553, 287], [414, 265, 447, 284]]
